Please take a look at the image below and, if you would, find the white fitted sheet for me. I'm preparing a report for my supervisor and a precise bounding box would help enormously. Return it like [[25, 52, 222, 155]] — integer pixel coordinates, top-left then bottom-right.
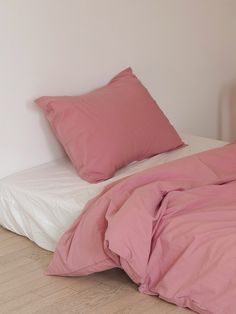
[[0, 134, 227, 251]]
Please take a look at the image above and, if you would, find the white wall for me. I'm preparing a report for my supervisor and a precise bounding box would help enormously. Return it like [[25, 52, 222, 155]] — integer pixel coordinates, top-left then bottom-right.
[[0, 0, 235, 178], [220, 0, 236, 141]]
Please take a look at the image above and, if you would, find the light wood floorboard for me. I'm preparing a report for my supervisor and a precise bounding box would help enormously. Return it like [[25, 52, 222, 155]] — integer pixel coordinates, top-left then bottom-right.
[[0, 227, 194, 314]]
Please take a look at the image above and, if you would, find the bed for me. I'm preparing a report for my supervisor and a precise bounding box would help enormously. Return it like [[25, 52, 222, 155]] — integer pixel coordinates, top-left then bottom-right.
[[2, 67, 234, 314], [0, 133, 226, 251]]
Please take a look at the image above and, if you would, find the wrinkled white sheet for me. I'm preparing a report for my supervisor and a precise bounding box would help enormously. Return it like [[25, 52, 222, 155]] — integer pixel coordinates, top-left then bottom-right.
[[0, 134, 227, 251]]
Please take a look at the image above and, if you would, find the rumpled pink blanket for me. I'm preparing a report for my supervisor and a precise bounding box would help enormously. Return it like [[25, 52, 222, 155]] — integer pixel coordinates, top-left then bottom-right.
[[48, 143, 236, 314]]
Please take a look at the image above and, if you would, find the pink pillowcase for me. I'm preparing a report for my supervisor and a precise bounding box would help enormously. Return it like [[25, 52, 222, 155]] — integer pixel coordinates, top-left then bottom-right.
[[36, 68, 183, 183]]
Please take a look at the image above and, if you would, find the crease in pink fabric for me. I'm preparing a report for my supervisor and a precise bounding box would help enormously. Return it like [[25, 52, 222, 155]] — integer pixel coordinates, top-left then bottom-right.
[[48, 143, 236, 314]]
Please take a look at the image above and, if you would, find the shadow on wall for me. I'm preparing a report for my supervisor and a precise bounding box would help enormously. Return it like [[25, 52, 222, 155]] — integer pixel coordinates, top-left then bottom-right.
[[28, 100, 65, 159], [218, 82, 236, 142]]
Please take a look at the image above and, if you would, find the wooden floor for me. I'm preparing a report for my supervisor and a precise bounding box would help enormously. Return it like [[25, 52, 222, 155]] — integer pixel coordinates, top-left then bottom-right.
[[0, 226, 194, 314]]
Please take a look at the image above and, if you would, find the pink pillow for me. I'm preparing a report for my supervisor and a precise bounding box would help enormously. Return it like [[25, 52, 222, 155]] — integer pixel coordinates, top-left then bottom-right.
[[36, 68, 183, 183]]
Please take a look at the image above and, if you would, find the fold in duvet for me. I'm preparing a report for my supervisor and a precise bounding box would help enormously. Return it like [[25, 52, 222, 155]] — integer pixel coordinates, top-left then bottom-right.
[[48, 142, 236, 314]]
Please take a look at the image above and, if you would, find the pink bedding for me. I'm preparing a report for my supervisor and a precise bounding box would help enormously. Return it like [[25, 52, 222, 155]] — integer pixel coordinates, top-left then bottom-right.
[[48, 143, 236, 314]]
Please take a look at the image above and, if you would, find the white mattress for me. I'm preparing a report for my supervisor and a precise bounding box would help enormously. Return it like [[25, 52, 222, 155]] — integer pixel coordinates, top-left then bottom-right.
[[0, 134, 227, 251]]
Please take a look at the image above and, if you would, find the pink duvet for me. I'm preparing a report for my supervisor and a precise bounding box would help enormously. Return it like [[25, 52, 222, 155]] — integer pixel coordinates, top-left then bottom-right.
[[48, 143, 236, 314]]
